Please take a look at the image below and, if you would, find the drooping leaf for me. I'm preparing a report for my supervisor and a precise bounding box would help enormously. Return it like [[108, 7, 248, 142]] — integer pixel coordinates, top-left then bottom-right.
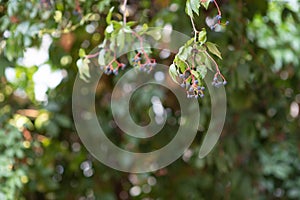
[[98, 49, 106, 66], [206, 42, 222, 59], [76, 58, 91, 82], [169, 63, 179, 83]]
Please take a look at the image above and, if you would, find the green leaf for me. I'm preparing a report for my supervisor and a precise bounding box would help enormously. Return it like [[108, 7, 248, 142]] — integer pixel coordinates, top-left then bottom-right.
[[16, 22, 30, 35], [191, 70, 199, 78], [146, 29, 161, 40], [126, 21, 137, 27], [105, 24, 114, 34], [54, 11, 62, 23], [198, 28, 207, 44], [177, 46, 193, 61], [206, 42, 222, 59], [174, 58, 188, 73], [98, 0, 111, 12], [117, 31, 125, 49], [55, 114, 72, 128], [79, 48, 86, 58], [106, 7, 114, 24], [123, 26, 132, 33], [111, 20, 123, 30], [76, 58, 91, 82], [185, 0, 194, 18], [142, 23, 149, 31], [191, 0, 200, 16], [204, 56, 213, 71], [197, 65, 208, 79], [98, 39, 107, 49], [201, 0, 211, 10], [109, 38, 116, 51], [185, 38, 195, 47], [98, 49, 106, 66], [127, 51, 136, 66], [169, 63, 179, 83]]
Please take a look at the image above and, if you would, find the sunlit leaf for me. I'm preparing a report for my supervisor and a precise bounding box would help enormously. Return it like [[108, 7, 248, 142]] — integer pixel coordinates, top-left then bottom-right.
[[185, 0, 194, 18], [76, 58, 91, 82], [98, 49, 106, 66], [191, 0, 200, 16], [105, 24, 114, 33], [198, 28, 207, 44], [106, 6, 114, 24], [201, 0, 211, 10], [169, 63, 179, 83]]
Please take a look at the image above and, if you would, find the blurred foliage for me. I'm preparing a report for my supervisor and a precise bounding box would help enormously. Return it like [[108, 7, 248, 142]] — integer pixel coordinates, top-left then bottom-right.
[[0, 0, 300, 200]]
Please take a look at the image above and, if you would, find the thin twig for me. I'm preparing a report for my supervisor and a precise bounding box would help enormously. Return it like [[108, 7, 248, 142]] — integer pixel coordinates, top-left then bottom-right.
[[204, 51, 219, 72], [204, 50, 225, 80], [213, 0, 222, 16], [85, 52, 100, 59], [190, 16, 198, 42], [131, 31, 151, 61]]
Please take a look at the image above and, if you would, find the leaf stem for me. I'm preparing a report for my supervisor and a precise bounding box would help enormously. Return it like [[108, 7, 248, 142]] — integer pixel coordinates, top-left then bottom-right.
[[190, 16, 198, 42], [204, 50, 226, 80], [131, 31, 151, 62], [213, 0, 222, 16], [85, 52, 100, 59], [123, 0, 128, 25]]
